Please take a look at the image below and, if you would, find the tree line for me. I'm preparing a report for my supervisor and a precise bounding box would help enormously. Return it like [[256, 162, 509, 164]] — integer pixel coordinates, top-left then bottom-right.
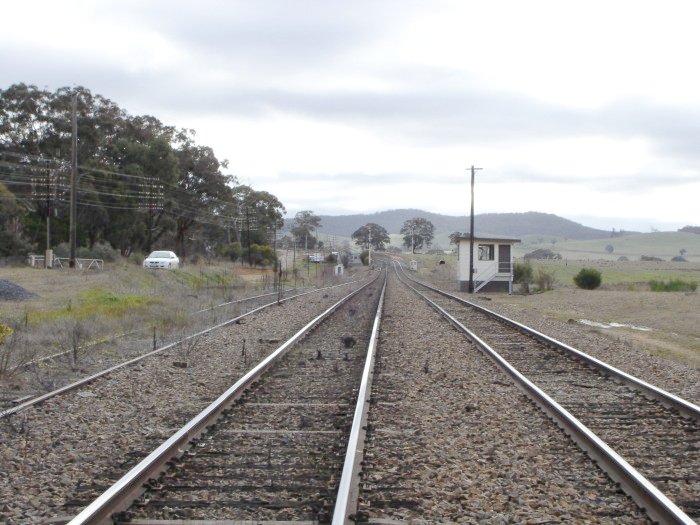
[[0, 83, 284, 263], [1, 83, 442, 263], [350, 217, 436, 254]]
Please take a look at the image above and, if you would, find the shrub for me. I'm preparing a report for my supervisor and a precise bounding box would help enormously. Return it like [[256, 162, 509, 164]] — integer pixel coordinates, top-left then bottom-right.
[[217, 242, 243, 262], [248, 244, 276, 266], [53, 242, 118, 261], [574, 268, 602, 290], [649, 279, 697, 292], [0, 323, 12, 345], [0, 230, 31, 257], [641, 255, 663, 262], [0, 323, 36, 379], [513, 261, 533, 283], [53, 242, 69, 258], [524, 248, 562, 260], [78, 242, 119, 262], [535, 269, 556, 291], [617, 256, 629, 262], [671, 256, 687, 262], [359, 250, 369, 265]]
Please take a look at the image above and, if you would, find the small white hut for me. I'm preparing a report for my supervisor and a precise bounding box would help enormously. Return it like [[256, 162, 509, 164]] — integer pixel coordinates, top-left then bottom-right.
[[457, 236, 520, 293]]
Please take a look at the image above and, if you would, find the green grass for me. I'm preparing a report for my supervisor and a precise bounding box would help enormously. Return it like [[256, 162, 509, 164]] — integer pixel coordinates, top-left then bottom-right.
[[30, 288, 161, 323], [0, 323, 12, 344], [519, 259, 700, 289], [649, 279, 698, 292]]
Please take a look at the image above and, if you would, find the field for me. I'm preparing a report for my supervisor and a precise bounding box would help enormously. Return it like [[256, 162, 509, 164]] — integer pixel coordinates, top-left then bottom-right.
[[0, 259, 298, 375], [0, 254, 364, 349], [0, 259, 275, 325], [515, 231, 700, 261]]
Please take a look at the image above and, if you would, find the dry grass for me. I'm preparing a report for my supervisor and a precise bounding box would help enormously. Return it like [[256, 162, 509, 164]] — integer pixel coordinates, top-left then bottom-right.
[[485, 288, 700, 367], [0, 258, 281, 367]]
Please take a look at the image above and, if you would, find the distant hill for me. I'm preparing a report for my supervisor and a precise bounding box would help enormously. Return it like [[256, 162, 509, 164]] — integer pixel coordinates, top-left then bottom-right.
[[284, 210, 610, 241]]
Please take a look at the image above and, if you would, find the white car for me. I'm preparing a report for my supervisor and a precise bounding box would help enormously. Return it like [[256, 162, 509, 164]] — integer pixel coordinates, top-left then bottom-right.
[[143, 250, 179, 269]]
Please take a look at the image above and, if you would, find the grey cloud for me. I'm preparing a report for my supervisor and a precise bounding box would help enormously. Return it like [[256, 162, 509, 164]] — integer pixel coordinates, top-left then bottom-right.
[[5, 0, 700, 175], [96, 1, 421, 71], [601, 101, 700, 161], [277, 171, 462, 186], [492, 170, 697, 193]]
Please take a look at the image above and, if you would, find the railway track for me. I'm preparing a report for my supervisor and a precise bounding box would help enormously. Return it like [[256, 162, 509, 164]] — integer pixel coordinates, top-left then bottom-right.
[[5, 260, 698, 524], [0, 274, 376, 524], [394, 262, 699, 523], [64, 270, 386, 524], [0, 286, 303, 411], [0, 278, 362, 417]]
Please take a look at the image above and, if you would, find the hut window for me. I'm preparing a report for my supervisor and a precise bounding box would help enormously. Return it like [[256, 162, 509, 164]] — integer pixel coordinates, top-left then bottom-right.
[[478, 244, 495, 261]]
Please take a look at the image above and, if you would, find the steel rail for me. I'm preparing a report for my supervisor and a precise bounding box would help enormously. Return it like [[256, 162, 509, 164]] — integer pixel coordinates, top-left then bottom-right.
[[65, 271, 381, 525], [0, 274, 372, 419], [394, 263, 695, 525], [396, 262, 700, 421], [10, 282, 325, 373], [12, 281, 341, 375], [332, 269, 387, 525]]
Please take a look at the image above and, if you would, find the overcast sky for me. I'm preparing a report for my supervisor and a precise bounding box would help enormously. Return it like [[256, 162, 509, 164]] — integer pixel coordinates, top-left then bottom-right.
[[2, 0, 699, 231]]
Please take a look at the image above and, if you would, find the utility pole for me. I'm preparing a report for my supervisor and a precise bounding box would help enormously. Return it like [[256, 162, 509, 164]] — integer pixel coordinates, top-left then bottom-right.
[[305, 231, 309, 277], [69, 93, 78, 268], [468, 165, 483, 293], [411, 225, 415, 255], [246, 207, 251, 267], [368, 227, 372, 267], [45, 168, 52, 268]]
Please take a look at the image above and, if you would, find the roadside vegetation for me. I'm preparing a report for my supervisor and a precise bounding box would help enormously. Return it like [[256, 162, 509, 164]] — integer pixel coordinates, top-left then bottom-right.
[[0, 254, 368, 399], [649, 279, 698, 292]]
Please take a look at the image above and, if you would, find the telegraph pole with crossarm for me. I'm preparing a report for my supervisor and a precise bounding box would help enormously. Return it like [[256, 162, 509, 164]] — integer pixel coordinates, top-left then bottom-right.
[[468, 165, 483, 293]]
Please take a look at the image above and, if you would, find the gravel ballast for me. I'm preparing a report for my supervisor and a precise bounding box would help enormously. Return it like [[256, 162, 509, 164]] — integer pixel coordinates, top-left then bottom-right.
[[0, 279, 36, 301], [358, 273, 652, 523], [466, 294, 700, 405], [0, 277, 372, 524]]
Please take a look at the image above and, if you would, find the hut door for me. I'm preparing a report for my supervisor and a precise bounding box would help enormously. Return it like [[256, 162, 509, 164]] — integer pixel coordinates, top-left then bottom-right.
[[498, 244, 511, 273]]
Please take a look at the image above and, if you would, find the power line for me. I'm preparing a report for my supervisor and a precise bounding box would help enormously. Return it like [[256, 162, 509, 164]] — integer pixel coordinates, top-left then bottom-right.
[[1, 151, 276, 229]]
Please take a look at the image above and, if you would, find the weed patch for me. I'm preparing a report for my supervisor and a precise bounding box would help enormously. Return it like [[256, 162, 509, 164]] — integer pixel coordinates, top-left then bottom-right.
[[648, 279, 697, 292], [29, 288, 160, 323]]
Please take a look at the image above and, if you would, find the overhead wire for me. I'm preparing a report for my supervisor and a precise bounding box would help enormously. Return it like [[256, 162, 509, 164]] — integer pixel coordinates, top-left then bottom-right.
[[1, 151, 270, 229]]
